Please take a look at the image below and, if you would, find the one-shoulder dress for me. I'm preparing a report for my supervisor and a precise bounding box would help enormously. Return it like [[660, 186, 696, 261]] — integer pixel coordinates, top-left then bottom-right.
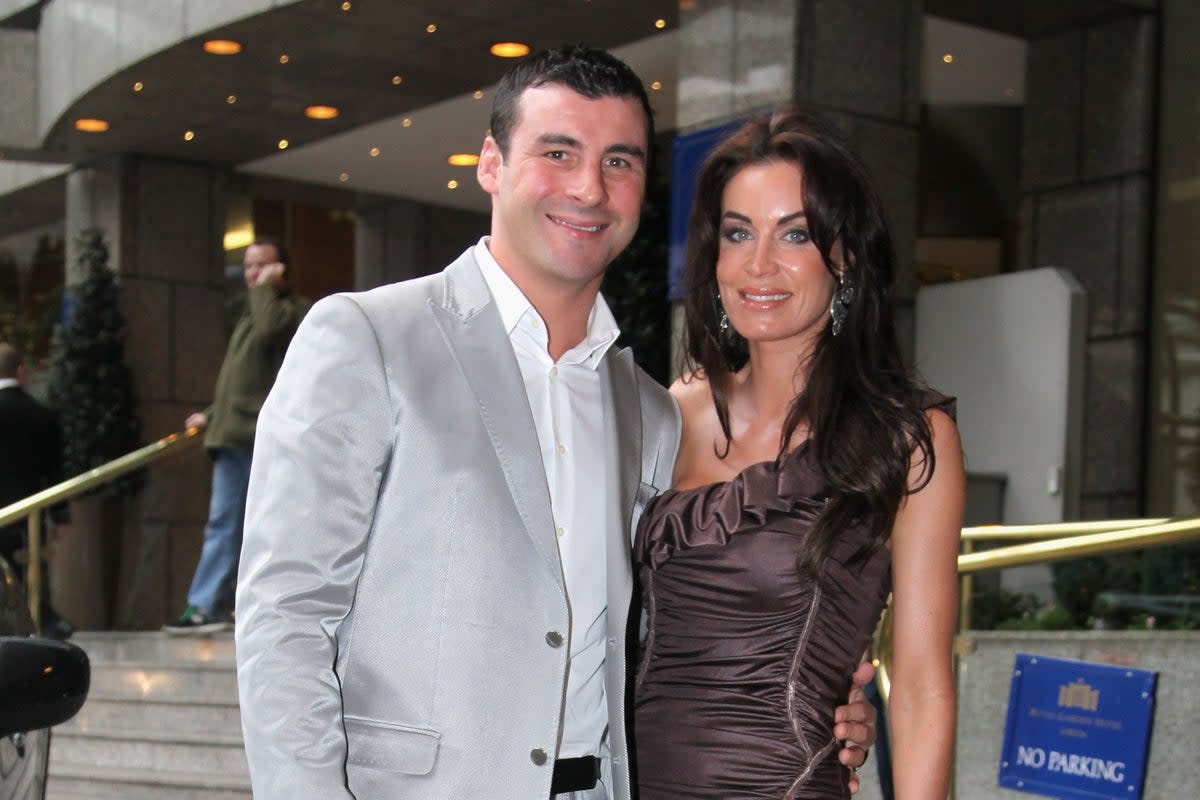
[[633, 393, 953, 800]]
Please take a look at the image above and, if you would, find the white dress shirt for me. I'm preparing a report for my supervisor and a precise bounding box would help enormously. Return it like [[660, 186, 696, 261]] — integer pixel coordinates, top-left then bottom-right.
[[475, 237, 619, 760]]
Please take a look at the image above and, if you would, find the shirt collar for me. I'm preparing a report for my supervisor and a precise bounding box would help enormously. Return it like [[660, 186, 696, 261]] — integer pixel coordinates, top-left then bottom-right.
[[473, 237, 621, 369], [0, 378, 19, 391]]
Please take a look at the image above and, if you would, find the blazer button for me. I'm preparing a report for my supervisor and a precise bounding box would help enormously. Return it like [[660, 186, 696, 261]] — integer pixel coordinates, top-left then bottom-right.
[[545, 631, 564, 648], [530, 748, 548, 766]]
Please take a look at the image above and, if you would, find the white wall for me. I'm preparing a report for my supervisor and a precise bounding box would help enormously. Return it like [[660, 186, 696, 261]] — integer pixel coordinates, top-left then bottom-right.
[[915, 268, 1086, 595]]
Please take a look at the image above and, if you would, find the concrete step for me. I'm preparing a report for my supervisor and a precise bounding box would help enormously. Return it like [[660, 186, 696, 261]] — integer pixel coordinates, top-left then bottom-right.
[[63, 694, 241, 735], [46, 632, 249, 799], [46, 762, 251, 800], [87, 661, 239, 702], [51, 727, 249, 777], [70, 631, 236, 665]]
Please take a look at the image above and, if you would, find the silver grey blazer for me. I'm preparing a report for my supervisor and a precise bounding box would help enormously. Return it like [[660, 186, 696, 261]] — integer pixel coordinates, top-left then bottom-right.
[[235, 249, 680, 800]]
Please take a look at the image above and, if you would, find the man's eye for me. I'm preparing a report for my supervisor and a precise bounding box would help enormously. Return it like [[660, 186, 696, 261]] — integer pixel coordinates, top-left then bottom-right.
[[546, 151, 568, 160], [606, 157, 631, 169]]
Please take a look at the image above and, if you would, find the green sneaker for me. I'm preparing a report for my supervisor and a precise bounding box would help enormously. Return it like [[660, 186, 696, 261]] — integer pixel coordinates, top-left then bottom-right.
[[163, 605, 233, 635]]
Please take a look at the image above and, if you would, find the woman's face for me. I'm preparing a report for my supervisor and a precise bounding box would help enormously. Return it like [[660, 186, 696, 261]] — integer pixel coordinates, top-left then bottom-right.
[[715, 160, 840, 351]]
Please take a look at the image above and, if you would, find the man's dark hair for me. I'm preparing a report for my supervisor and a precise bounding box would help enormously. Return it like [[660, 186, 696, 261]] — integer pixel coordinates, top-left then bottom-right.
[[490, 45, 655, 157], [0, 342, 22, 379], [252, 235, 289, 269]]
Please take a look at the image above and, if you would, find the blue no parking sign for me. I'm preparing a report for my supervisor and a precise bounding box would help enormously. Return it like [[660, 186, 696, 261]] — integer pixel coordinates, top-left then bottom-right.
[[998, 654, 1156, 800]]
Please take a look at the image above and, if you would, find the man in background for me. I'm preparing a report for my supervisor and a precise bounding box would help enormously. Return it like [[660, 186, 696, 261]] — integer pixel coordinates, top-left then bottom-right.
[[0, 342, 72, 639], [165, 237, 309, 634]]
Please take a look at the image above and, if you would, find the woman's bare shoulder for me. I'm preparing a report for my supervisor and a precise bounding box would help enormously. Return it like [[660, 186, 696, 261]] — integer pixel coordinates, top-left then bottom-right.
[[669, 369, 713, 413]]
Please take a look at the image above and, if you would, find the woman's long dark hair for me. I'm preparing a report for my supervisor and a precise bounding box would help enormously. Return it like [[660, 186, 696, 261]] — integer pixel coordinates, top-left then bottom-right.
[[680, 107, 935, 576]]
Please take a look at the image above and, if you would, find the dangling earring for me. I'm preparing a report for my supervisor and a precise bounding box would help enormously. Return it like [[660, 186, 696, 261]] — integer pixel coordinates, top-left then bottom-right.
[[829, 271, 855, 337], [715, 290, 730, 334]]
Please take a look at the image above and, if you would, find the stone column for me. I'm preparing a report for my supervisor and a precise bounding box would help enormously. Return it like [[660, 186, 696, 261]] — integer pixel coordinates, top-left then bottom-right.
[[1148, 0, 1200, 517], [1016, 11, 1157, 521], [676, 0, 923, 351], [55, 155, 227, 629]]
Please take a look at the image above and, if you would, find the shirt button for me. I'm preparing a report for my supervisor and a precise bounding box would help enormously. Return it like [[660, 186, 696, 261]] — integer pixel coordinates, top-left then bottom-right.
[[556, 526, 565, 538], [557, 443, 566, 455], [531, 318, 541, 329], [531, 748, 548, 765], [549, 366, 559, 377], [546, 631, 565, 648]]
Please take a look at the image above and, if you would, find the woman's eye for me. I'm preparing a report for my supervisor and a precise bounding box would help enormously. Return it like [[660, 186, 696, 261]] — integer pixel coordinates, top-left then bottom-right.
[[721, 227, 751, 242], [784, 228, 812, 244]]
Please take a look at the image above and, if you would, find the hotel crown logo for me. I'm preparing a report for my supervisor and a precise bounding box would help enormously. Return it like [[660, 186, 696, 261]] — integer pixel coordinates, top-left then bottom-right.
[[1057, 678, 1100, 711]]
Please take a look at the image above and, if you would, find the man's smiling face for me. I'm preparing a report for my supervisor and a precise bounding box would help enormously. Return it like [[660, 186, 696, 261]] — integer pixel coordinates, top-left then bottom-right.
[[477, 83, 648, 297]]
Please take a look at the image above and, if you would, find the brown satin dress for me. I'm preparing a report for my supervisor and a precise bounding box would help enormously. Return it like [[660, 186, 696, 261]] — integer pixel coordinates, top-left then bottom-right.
[[633, 394, 952, 800]]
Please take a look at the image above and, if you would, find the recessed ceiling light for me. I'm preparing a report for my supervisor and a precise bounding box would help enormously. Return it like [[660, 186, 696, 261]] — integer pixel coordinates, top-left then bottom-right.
[[426, 23, 437, 33], [74, 118, 109, 133], [447, 180, 459, 190], [341, 1, 351, 10], [183, 130, 195, 141], [279, 54, 290, 64], [654, 18, 666, 29], [133, 81, 144, 92], [473, 90, 484, 100], [942, 53, 954, 63], [448, 153, 480, 167], [392, 74, 403, 86], [305, 105, 339, 120], [650, 80, 662, 91], [401, 117, 412, 127], [369, 146, 381, 157], [490, 42, 530, 58], [203, 39, 242, 55], [1006, 88, 1016, 97], [226, 94, 237, 104], [339, 171, 349, 182], [278, 139, 289, 149]]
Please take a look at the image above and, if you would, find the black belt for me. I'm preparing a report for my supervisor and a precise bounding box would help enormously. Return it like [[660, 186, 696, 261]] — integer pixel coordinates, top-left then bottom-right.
[[551, 755, 600, 794]]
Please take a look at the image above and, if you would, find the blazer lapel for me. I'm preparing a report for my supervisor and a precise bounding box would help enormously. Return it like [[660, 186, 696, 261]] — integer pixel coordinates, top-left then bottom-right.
[[429, 253, 562, 585], [600, 348, 640, 600]]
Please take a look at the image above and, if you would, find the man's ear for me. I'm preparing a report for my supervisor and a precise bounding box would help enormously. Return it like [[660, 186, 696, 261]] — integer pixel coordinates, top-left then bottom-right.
[[477, 136, 502, 196]]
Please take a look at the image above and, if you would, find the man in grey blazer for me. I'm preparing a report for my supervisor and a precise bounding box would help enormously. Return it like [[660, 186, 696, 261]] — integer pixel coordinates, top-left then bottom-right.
[[235, 46, 873, 800]]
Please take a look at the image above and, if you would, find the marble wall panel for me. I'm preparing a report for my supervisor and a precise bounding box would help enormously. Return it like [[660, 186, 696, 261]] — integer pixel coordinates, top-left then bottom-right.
[[1082, 16, 1155, 180], [172, 283, 226, 405], [1117, 175, 1150, 335], [1083, 336, 1144, 495], [1016, 196, 1036, 270], [1022, 31, 1083, 191], [167, 519, 205, 618], [854, 119, 920, 298], [114, 517, 168, 630], [119, 276, 171, 402], [807, 0, 918, 123], [133, 159, 219, 283], [1034, 182, 1121, 336], [134, 411, 210, 523]]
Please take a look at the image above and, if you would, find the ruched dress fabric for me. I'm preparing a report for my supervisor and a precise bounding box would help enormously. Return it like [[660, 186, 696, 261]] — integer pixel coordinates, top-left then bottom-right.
[[634, 393, 953, 800]]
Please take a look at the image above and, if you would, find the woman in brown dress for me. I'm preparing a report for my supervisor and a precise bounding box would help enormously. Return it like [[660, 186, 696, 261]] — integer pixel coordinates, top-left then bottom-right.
[[635, 108, 964, 799]]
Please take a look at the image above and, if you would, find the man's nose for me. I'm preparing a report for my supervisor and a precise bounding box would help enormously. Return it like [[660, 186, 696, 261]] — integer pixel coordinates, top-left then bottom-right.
[[568, 162, 607, 207]]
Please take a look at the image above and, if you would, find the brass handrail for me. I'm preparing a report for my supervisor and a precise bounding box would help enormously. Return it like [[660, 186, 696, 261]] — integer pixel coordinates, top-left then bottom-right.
[[874, 516, 1200, 708], [0, 427, 204, 631]]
